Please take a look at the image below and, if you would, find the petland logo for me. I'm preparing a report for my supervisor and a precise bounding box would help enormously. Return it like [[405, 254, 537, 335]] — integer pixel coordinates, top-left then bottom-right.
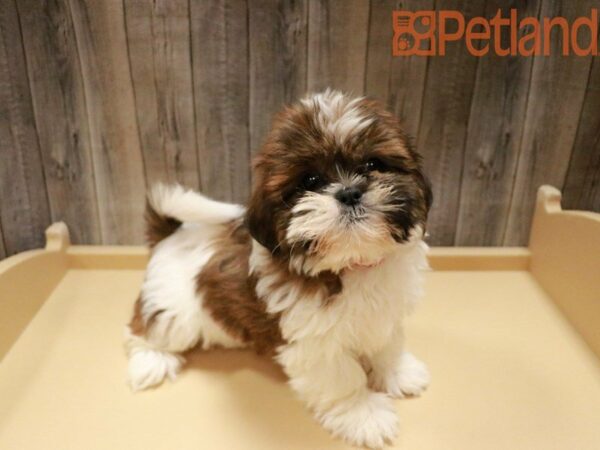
[[392, 9, 598, 56]]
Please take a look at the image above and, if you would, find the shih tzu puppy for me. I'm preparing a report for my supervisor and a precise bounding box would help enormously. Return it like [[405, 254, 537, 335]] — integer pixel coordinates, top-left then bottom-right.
[[125, 90, 433, 448]]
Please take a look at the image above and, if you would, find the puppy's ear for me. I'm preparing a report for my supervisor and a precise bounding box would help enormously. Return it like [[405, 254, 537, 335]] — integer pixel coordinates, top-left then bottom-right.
[[404, 137, 432, 216], [245, 158, 282, 253], [245, 195, 280, 253], [417, 168, 433, 214]]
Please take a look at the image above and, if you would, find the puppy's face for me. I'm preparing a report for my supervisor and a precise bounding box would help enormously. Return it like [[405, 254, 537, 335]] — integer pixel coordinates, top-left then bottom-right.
[[247, 91, 432, 274]]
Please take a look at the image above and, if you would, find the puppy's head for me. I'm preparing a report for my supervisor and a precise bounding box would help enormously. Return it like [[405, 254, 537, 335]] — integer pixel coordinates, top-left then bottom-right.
[[246, 90, 432, 274]]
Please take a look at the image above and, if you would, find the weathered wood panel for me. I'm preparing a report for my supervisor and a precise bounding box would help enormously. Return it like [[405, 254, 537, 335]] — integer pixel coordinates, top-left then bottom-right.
[[17, 0, 101, 246], [190, 0, 250, 203], [124, 0, 200, 189], [504, 0, 595, 245], [307, 0, 370, 94], [562, 55, 600, 212], [417, 0, 487, 246], [69, 0, 146, 244], [455, 0, 541, 246], [248, 0, 308, 156], [1, 1, 599, 253], [365, 0, 432, 138], [0, 0, 51, 255]]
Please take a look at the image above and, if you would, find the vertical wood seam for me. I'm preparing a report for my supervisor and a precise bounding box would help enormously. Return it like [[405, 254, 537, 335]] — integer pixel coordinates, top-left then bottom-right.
[[450, 47, 484, 245], [560, 57, 595, 192], [223, 1, 234, 197], [187, 0, 201, 190], [414, 53, 431, 141], [382, 7, 393, 107], [0, 3, 31, 240], [438, 0, 485, 245], [65, 0, 104, 243], [305, 0, 311, 94], [417, 0, 437, 147], [150, 3, 170, 182], [121, 0, 149, 191], [13, 0, 52, 227], [452, 0, 488, 245], [245, 0, 251, 187], [303, 0, 309, 96], [120, 0, 148, 195], [500, 0, 543, 246], [362, 0, 372, 95]]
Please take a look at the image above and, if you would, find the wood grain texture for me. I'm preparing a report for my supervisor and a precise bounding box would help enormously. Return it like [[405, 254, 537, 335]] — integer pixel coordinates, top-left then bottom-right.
[[69, 0, 146, 244], [504, 0, 595, 245], [562, 54, 600, 213], [190, 0, 250, 203], [17, 0, 101, 246], [365, 0, 432, 138], [417, 0, 487, 246], [1, 1, 599, 252], [0, 0, 51, 256], [249, 0, 308, 156], [124, 0, 200, 189], [307, 0, 370, 94], [455, 0, 541, 246]]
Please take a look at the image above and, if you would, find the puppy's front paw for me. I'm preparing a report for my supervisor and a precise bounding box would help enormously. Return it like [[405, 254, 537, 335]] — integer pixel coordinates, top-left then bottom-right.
[[319, 392, 398, 449], [371, 352, 430, 398]]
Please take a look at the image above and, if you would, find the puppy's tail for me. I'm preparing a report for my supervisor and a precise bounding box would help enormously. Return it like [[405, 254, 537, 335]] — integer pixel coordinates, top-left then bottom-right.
[[145, 183, 245, 247]]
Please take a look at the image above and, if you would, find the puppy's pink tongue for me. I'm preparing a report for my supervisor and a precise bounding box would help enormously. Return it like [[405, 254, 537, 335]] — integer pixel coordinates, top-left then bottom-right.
[[346, 258, 383, 271]]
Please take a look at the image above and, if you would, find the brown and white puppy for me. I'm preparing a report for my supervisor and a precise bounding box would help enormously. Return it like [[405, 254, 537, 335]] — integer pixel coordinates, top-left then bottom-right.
[[125, 90, 432, 449]]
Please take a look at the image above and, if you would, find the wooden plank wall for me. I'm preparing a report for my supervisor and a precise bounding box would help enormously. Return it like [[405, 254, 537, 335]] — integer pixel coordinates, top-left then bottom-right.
[[0, 0, 598, 256], [0, 0, 52, 255]]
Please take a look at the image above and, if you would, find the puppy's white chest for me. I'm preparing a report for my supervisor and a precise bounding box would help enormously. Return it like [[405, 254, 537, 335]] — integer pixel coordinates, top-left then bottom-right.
[[260, 239, 428, 355], [325, 242, 427, 352], [334, 267, 405, 351]]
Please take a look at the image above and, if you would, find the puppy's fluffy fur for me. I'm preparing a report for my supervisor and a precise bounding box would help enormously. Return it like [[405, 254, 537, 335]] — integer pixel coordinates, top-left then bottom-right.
[[125, 90, 433, 448]]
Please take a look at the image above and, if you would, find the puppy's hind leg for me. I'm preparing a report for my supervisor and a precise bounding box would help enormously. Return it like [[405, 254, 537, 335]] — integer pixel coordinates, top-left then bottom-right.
[[125, 327, 185, 392], [124, 296, 202, 392]]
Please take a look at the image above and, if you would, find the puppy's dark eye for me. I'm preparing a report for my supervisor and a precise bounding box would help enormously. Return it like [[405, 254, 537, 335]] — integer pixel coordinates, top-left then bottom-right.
[[363, 158, 387, 172], [301, 173, 323, 191]]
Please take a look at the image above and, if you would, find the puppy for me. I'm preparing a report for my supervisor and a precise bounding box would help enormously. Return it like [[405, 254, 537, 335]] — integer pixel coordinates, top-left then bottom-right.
[[125, 90, 433, 448]]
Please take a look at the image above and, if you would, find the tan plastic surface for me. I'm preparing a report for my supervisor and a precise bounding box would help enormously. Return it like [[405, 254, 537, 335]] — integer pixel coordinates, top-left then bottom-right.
[[0, 186, 599, 449], [529, 185, 600, 359], [0, 223, 68, 358]]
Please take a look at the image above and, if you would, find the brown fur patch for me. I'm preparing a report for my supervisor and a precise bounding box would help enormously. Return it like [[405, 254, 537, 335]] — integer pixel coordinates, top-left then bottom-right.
[[197, 220, 284, 355], [128, 296, 146, 336], [128, 295, 165, 337], [144, 199, 181, 248], [197, 220, 342, 354], [255, 248, 343, 305]]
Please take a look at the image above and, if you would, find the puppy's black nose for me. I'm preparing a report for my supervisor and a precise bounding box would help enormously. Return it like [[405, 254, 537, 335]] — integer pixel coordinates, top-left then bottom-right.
[[335, 186, 363, 206]]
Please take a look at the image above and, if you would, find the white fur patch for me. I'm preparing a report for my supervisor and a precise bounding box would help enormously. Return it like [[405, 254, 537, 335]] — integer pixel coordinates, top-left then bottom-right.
[[285, 179, 406, 275], [319, 391, 398, 449], [394, 352, 431, 396], [301, 90, 372, 144], [369, 351, 430, 398], [149, 183, 245, 224]]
